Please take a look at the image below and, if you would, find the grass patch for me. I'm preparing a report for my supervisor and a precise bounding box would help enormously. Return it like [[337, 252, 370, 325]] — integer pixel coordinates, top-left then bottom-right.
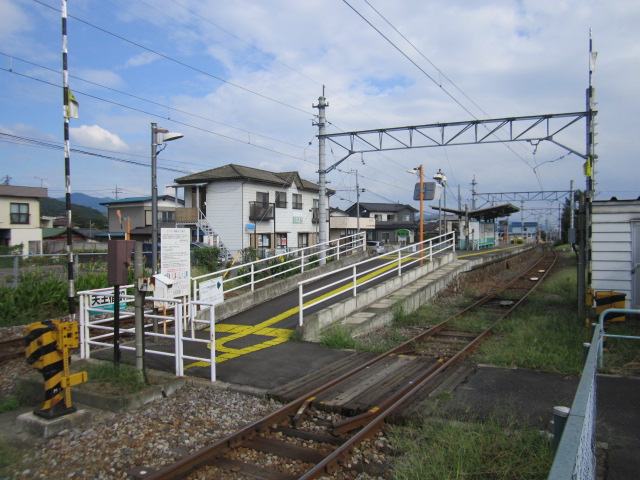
[[600, 321, 640, 376], [84, 362, 148, 395], [0, 439, 23, 476], [388, 415, 553, 480], [471, 265, 588, 376], [0, 396, 19, 414], [320, 325, 357, 350]]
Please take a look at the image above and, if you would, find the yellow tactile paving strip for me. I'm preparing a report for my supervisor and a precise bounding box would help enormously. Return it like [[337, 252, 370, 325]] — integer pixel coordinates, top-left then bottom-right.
[[184, 254, 422, 370]]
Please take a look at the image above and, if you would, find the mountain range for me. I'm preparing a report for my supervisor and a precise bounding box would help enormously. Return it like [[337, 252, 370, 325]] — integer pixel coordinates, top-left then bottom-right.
[[55, 193, 113, 212]]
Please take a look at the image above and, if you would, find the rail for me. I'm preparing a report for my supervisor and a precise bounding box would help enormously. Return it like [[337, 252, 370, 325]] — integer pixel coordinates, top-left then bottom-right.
[[297, 232, 455, 326], [144, 245, 554, 480], [191, 231, 366, 300]]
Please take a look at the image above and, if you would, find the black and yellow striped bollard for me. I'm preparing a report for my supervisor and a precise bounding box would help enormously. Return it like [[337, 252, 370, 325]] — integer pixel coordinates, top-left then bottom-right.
[[25, 320, 88, 419]]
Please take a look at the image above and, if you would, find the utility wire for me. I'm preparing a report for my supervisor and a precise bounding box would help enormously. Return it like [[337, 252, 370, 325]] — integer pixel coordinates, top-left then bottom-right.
[[0, 66, 316, 164], [0, 131, 189, 173], [341, 0, 536, 171], [0, 52, 312, 154], [31, 0, 312, 116]]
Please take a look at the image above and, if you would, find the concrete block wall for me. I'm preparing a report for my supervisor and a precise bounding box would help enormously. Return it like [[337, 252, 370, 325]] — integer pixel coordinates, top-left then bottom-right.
[[299, 252, 456, 341], [299, 245, 538, 342]]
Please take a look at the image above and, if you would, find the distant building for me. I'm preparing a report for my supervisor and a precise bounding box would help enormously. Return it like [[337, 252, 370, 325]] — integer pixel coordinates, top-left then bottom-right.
[[344, 202, 419, 244], [100, 196, 183, 242], [0, 185, 48, 254]]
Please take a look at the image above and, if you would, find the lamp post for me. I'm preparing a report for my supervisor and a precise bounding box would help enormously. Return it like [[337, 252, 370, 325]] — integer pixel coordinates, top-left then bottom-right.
[[151, 122, 183, 275], [407, 166, 424, 264], [433, 169, 447, 234]]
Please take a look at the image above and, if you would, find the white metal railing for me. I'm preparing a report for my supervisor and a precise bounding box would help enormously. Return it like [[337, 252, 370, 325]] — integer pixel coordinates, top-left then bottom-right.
[[191, 232, 366, 302], [297, 232, 455, 326], [78, 288, 218, 381]]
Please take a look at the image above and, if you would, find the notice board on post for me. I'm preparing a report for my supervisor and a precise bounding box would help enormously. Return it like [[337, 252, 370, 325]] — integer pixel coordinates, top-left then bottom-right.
[[160, 228, 191, 300]]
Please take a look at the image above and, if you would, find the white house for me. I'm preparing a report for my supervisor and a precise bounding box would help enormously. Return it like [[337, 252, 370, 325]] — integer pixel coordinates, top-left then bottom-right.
[[0, 185, 47, 254], [592, 198, 640, 309], [172, 164, 332, 259]]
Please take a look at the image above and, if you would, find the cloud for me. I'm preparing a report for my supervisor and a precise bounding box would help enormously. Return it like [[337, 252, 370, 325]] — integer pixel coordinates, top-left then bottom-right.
[[75, 69, 125, 89], [122, 52, 160, 69], [70, 125, 129, 151]]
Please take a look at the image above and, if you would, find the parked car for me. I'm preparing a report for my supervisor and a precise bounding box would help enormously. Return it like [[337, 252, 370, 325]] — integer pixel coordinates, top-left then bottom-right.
[[366, 240, 386, 256]]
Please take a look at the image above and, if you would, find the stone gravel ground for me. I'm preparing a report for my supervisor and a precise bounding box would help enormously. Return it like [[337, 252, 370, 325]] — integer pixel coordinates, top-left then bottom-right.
[[0, 326, 392, 480]]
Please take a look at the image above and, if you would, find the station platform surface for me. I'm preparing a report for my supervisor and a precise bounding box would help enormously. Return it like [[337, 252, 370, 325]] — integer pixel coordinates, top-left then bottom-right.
[[94, 242, 636, 478]]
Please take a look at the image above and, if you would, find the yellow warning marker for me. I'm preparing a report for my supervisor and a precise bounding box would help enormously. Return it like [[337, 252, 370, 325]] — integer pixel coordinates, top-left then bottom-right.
[[25, 320, 87, 419]]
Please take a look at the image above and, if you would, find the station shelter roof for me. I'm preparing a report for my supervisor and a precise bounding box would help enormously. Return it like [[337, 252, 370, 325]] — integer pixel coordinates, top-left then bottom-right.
[[431, 203, 519, 221]]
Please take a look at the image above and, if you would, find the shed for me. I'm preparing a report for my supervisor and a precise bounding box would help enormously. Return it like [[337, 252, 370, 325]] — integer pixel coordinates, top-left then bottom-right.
[[592, 198, 640, 309]]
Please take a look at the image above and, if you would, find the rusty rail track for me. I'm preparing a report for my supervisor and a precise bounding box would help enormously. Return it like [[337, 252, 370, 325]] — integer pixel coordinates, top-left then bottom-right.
[[141, 246, 557, 480], [0, 336, 26, 363]]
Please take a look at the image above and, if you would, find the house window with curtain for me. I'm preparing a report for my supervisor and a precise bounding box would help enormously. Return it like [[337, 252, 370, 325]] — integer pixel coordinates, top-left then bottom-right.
[[10, 203, 29, 224], [292, 194, 302, 209]]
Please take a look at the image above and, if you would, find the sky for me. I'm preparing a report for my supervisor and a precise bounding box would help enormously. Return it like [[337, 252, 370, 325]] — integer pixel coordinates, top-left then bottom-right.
[[1, 0, 639, 229]]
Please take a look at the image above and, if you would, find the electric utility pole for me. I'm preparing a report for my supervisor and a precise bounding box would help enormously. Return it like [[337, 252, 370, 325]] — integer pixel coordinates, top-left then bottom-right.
[[314, 90, 328, 265]]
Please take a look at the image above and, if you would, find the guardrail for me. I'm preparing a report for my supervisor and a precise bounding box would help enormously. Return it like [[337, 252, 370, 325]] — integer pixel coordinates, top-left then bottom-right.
[[548, 307, 640, 480], [297, 232, 456, 326], [78, 287, 218, 381], [191, 232, 366, 301]]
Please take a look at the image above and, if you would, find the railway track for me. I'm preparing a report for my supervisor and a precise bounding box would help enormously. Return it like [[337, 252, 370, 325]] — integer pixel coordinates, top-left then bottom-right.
[[139, 246, 557, 480], [0, 336, 25, 363]]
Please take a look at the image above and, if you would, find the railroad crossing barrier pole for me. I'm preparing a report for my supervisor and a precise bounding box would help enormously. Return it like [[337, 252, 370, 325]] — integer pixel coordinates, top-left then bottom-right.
[[25, 320, 87, 419], [552, 406, 570, 452]]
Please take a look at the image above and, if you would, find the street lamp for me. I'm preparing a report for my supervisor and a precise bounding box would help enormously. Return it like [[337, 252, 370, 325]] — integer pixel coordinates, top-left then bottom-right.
[[433, 169, 447, 234], [151, 122, 183, 275], [407, 165, 424, 264]]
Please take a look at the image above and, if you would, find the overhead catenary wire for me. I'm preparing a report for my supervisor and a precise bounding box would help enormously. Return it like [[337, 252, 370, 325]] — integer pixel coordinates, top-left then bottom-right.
[[0, 66, 316, 165], [31, 0, 312, 116], [0, 52, 313, 154]]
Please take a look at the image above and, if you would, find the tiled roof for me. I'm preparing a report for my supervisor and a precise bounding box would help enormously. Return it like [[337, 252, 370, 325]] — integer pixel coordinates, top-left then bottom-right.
[[174, 164, 327, 193]]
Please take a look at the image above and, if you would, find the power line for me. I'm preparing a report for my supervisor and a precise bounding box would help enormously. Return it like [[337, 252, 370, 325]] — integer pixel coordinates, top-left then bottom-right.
[[31, 0, 312, 116], [0, 52, 313, 154], [0, 66, 316, 164]]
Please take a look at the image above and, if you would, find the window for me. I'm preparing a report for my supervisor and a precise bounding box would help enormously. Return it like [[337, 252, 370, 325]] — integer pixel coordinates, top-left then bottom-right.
[[292, 194, 302, 209], [256, 192, 269, 204], [387, 214, 394, 221], [276, 233, 287, 247], [403, 214, 411, 221], [10, 203, 29, 224], [374, 214, 382, 221], [257, 233, 271, 247], [298, 232, 309, 248], [158, 211, 175, 223], [275, 191, 287, 208]]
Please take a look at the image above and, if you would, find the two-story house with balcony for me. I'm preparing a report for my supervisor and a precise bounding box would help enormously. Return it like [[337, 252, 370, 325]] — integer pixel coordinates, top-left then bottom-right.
[[172, 164, 333, 259], [0, 185, 48, 254], [344, 202, 419, 245]]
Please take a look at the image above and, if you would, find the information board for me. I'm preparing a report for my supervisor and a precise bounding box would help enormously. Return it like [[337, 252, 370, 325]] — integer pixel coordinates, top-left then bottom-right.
[[160, 228, 191, 298]]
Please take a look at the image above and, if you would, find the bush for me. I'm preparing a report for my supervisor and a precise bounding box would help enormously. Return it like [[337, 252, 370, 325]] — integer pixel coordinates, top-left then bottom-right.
[[191, 246, 221, 272]]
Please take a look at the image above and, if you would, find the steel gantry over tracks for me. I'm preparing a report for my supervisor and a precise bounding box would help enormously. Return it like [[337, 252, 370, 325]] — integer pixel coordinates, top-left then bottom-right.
[[320, 111, 591, 160]]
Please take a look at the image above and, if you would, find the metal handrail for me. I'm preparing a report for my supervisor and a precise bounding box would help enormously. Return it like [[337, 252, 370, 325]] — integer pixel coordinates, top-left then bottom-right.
[[297, 232, 456, 325], [191, 232, 366, 300]]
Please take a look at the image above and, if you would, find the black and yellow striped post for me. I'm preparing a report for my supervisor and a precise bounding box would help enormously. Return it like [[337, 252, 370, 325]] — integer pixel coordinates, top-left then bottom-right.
[[25, 320, 87, 419]]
